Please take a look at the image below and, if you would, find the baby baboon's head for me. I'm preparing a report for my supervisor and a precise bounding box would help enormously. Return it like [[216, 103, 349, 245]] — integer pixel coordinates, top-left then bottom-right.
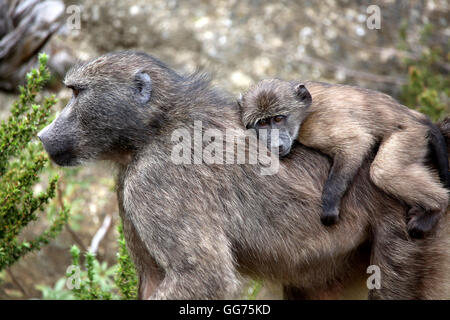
[[38, 51, 173, 166], [238, 79, 312, 157]]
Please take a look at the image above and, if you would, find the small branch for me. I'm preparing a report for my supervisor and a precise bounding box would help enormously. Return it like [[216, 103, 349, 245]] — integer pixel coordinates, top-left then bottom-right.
[[298, 55, 407, 85], [89, 214, 112, 254], [66, 226, 88, 252], [6, 269, 28, 298], [56, 179, 87, 252]]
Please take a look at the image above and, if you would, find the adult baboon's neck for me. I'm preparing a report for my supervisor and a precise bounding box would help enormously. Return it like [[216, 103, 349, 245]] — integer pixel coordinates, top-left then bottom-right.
[[164, 76, 241, 132]]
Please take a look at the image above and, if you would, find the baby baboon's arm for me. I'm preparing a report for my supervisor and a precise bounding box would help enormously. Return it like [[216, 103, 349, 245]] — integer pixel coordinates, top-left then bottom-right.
[[321, 154, 364, 225], [320, 134, 374, 225]]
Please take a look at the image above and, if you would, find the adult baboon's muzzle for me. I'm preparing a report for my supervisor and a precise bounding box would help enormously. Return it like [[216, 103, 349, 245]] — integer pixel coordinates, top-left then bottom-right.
[[38, 118, 78, 167]]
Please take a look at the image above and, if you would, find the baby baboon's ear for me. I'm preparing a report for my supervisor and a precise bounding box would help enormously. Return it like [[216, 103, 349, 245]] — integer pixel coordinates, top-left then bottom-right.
[[134, 71, 152, 105], [294, 83, 312, 106]]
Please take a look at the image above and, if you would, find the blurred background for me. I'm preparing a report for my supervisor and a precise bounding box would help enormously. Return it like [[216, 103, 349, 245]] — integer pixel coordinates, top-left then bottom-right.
[[0, 0, 448, 299]]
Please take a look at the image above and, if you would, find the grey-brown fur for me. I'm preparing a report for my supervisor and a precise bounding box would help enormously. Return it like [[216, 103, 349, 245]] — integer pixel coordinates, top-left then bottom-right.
[[239, 79, 449, 237], [38, 52, 450, 299]]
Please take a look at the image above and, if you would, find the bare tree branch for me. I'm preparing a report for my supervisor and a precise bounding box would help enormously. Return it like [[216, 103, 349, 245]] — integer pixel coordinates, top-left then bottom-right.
[[56, 179, 87, 252], [298, 55, 407, 85], [6, 269, 28, 297], [89, 214, 112, 254]]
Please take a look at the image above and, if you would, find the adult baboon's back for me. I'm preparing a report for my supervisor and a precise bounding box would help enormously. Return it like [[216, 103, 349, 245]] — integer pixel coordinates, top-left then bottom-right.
[[38, 52, 450, 299]]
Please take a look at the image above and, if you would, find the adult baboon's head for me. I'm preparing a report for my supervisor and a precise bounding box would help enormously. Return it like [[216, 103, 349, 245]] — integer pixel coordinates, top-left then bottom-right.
[[38, 52, 174, 166]]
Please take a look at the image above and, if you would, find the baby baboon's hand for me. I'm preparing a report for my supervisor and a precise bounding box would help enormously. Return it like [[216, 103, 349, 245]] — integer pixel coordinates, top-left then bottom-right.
[[320, 205, 340, 226]]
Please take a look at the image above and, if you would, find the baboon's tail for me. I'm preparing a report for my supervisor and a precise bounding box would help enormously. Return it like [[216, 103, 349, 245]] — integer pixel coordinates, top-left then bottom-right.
[[433, 117, 450, 189]]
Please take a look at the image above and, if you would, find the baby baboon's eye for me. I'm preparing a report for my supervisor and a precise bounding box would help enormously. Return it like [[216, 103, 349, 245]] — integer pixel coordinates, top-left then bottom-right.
[[258, 119, 269, 126], [274, 115, 285, 123]]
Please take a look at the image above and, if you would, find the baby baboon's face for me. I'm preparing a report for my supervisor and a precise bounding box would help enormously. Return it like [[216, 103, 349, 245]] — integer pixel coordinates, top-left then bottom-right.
[[38, 53, 155, 166], [239, 79, 312, 157], [253, 114, 293, 157]]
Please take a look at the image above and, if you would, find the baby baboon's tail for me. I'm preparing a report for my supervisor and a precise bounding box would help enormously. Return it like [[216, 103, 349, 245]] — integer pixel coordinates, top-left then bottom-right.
[[433, 117, 450, 189]]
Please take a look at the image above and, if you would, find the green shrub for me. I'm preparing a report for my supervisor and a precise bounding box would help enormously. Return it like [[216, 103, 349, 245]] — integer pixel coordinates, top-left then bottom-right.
[[66, 245, 117, 300], [0, 53, 69, 271], [115, 222, 138, 299], [44, 223, 138, 300], [399, 23, 449, 121]]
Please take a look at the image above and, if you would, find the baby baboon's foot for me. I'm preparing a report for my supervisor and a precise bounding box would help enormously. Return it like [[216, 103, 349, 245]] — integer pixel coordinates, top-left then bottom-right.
[[407, 206, 443, 239], [320, 206, 340, 226]]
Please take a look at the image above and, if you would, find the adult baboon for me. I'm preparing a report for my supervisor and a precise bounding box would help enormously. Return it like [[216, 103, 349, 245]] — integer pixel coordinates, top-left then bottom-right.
[[38, 52, 450, 299]]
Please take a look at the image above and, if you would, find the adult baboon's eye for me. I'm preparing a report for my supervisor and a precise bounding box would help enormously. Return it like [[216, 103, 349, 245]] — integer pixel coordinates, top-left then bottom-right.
[[258, 119, 269, 126], [72, 88, 80, 98], [68, 86, 83, 98], [274, 115, 285, 123]]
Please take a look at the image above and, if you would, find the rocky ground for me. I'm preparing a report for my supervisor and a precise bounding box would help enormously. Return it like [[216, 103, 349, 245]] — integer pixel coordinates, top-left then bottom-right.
[[0, 0, 448, 299]]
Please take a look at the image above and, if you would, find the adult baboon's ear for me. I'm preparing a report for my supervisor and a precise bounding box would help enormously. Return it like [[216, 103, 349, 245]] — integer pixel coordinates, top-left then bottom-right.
[[237, 93, 243, 108], [134, 71, 152, 105], [294, 83, 312, 106]]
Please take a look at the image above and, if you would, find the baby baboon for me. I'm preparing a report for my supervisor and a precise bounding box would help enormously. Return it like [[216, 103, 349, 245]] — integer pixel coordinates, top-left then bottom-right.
[[239, 79, 449, 237], [38, 52, 450, 299]]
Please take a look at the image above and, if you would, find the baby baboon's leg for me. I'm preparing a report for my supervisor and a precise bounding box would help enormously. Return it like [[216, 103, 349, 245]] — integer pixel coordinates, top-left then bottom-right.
[[321, 135, 374, 225], [370, 128, 449, 237]]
